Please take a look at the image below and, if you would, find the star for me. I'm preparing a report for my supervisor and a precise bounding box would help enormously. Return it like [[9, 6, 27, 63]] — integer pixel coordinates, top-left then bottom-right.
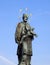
[[30, 13, 32, 17], [25, 8, 28, 11], [19, 9, 22, 13], [18, 16, 21, 19]]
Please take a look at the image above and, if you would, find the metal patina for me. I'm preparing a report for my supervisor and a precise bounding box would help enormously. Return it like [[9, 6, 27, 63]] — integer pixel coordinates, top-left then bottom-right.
[[15, 13, 37, 65]]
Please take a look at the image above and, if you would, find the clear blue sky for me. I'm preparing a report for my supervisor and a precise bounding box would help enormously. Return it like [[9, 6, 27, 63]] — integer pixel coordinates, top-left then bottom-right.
[[0, 0, 50, 65]]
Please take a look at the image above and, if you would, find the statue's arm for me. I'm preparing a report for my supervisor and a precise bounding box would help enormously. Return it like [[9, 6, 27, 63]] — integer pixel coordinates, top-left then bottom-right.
[[15, 26, 18, 43], [27, 23, 37, 38], [30, 28, 37, 37], [15, 23, 21, 44]]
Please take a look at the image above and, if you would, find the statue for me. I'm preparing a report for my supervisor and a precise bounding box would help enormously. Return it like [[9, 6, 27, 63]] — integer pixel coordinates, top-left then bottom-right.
[[15, 13, 37, 65]]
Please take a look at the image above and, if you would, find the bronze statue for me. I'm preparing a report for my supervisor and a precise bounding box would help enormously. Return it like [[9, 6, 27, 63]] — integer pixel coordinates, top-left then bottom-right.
[[15, 13, 37, 65]]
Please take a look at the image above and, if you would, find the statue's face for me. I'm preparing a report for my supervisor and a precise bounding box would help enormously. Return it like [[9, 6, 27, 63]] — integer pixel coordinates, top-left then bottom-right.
[[23, 16, 28, 22], [23, 14, 28, 22]]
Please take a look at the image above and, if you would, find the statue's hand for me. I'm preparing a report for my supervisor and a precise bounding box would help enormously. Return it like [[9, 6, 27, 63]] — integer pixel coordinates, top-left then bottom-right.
[[34, 34, 38, 37]]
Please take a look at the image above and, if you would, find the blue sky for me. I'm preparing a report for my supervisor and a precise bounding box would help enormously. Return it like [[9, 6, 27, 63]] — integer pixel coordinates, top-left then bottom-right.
[[0, 0, 50, 65]]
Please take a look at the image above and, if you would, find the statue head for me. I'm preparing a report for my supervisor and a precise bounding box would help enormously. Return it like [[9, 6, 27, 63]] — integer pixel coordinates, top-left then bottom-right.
[[22, 13, 28, 22]]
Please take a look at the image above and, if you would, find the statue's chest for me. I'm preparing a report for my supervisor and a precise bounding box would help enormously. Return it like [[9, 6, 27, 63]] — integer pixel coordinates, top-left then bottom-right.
[[21, 23, 31, 30]]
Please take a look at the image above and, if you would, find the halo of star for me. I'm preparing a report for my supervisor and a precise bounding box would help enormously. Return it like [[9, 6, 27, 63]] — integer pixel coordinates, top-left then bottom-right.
[[18, 8, 32, 20]]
